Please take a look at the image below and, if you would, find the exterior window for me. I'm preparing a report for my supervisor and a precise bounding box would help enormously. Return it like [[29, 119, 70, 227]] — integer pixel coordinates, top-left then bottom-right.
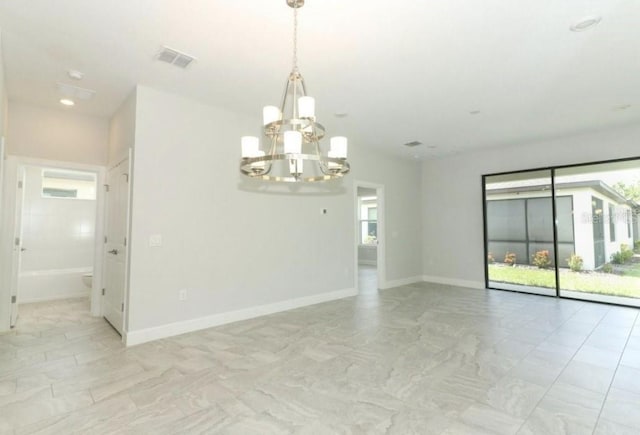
[[359, 197, 378, 245], [628, 209, 633, 238], [609, 204, 616, 242]]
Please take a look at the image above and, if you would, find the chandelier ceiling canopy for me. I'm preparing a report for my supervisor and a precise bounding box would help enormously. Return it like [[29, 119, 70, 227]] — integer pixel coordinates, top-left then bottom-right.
[[239, 0, 350, 183]]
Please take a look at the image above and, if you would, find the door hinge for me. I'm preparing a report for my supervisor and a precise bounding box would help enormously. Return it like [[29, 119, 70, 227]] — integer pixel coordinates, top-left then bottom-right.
[[102, 288, 105, 296], [104, 184, 110, 192], [104, 236, 108, 244], [124, 237, 127, 247], [121, 303, 124, 312], [14, 237, 20, 247], [11, 296, 16, 304], [17, 181, 23, 189]]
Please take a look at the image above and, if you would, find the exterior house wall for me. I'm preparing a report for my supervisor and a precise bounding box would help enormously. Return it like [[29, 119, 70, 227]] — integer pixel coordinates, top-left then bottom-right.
[[486, 186, 633, 271], [572, 191, 596, 270]]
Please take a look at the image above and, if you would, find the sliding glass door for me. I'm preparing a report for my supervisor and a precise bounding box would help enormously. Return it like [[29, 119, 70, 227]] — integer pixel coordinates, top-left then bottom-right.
[[484, 158, 640, 307], [555, 161, 640, 306], [484, 170, 557, 296]]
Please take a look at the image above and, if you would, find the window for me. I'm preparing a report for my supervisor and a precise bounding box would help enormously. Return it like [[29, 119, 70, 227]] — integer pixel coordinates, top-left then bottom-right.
[[628, 209, 633, 238], [359, 197, 377, 245], [42, 169, 97, 200], [609, 204, 616, 242]]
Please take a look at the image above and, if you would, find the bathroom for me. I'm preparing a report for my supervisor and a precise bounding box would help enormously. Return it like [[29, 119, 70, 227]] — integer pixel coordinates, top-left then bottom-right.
[[16, 165, 97, 306]]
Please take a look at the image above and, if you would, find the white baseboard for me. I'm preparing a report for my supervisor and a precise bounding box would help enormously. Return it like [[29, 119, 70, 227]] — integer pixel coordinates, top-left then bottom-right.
[[422, 275, 485, 290], [379, 276, 424, 289], [125, 287, 358, 347]]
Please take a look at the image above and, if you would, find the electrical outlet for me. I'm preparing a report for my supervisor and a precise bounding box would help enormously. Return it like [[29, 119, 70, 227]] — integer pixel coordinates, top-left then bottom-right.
[[149, 234, 163, 247], [179, 289, 188, 301]]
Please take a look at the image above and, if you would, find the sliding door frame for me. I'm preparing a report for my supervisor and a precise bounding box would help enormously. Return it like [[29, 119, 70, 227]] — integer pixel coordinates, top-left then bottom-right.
[[483, 155, 640, 307]]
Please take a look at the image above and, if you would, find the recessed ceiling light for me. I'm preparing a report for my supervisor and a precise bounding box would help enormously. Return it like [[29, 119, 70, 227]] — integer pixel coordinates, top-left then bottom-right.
[[570, 16, 601, 32], [334, 112, 349, 118], [427, 145, 437, 149], [469, 110, 481, 115], [60, 98, 75, 106]]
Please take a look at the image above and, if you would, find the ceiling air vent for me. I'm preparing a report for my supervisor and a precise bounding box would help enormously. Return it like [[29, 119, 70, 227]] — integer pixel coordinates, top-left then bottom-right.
[[403, 141, 423, 148], [156, 46, 196, 69]]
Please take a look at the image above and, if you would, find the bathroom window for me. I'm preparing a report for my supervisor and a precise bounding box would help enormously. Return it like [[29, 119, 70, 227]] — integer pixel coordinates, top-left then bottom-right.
[[42, 169, 97, 200]]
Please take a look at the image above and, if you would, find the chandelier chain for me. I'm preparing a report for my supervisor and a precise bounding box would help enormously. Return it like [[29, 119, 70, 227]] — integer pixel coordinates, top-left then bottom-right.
[[293, 6, 298, 71]]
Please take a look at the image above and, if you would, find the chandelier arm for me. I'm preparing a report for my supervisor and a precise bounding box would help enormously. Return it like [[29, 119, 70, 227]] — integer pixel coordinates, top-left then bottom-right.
[[314, 138, 332, 175], [279, 76, 292, 117], [299, 75, 308, 99], [292, 75, 298, 120]]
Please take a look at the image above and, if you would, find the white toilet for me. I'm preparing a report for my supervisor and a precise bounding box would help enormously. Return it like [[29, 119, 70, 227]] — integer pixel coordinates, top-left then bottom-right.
[[81, 273, 93, 289]]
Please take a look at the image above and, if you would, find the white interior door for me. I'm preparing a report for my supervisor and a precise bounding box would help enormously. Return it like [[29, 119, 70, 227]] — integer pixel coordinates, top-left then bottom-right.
[[103, 159, 129, 334], [10, 167, 26, 327]]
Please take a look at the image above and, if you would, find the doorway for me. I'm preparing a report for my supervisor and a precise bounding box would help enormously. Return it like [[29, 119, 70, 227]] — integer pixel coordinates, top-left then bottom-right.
[[355, 182, 385, 294], [8, 159, 105, 328]]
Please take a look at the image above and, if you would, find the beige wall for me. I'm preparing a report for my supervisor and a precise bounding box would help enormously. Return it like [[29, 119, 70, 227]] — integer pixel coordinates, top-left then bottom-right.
[[7, 101, 109, 165], [422, 123, 640, 288]]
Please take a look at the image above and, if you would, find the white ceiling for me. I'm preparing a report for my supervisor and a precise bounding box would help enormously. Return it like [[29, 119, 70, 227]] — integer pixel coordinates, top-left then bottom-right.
[[0, 0, 638, 159]]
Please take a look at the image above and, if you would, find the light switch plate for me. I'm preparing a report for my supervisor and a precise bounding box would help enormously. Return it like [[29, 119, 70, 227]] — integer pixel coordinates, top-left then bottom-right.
[[149, 234, 162, 247]]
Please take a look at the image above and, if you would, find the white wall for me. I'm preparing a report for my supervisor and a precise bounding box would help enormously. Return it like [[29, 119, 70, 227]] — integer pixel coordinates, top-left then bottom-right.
[[422, 124, 640, 288], [126, 86, 422, 340], [108, 90, 136, 165], [0, 30, 7, 142], [350, 146, 423, 284], [7, 101, 109, 165]]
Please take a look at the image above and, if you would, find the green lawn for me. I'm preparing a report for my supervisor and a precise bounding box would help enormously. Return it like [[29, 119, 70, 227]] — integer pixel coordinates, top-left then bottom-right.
[[489, 264, 640, 299]]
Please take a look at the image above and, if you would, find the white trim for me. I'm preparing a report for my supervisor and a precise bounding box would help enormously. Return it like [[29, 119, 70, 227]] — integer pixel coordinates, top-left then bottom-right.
[[19, 292, 90, 304], [379, 276, 423, 289], [124, 287, 358, 347], [422, 275, 485, 290]]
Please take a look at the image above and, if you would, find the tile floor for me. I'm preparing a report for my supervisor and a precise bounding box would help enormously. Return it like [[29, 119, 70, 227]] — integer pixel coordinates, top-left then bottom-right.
[[1, 282, 639, 434]]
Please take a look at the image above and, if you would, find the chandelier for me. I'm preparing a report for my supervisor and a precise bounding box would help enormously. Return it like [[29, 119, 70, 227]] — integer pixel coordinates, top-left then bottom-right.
[[240, 0, 350, 183]]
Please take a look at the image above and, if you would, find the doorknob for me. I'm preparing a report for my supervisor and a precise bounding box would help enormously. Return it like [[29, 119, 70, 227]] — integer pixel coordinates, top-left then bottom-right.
[[20, 247, 26, 252], [108, 249, 119, 255]]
